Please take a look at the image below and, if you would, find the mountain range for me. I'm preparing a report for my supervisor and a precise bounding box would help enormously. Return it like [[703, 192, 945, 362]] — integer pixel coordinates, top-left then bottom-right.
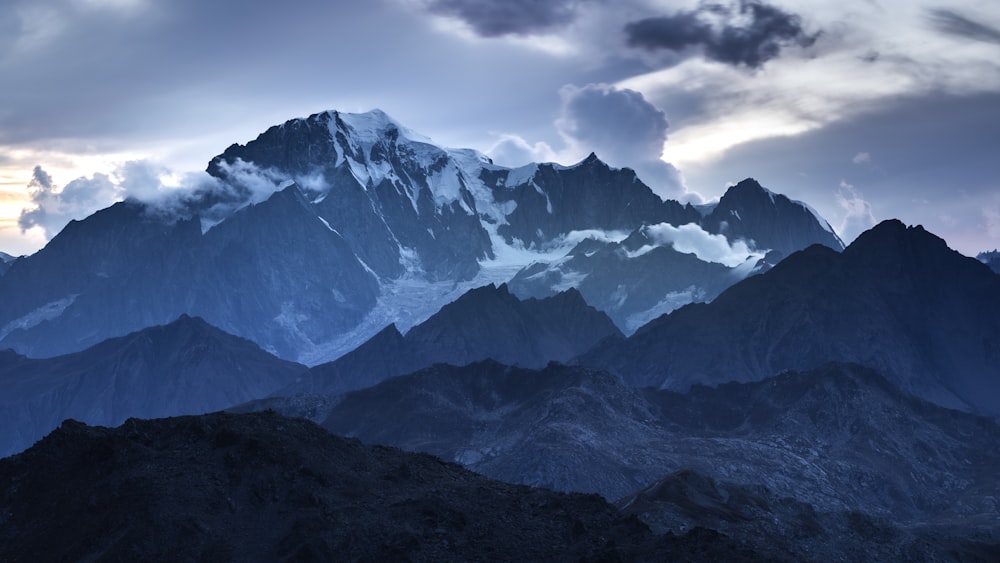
[[318, 360, 1000, 522], [581, 219, 1000, 417], [0, 110, 840, 364], [2, 107, 998, 559]]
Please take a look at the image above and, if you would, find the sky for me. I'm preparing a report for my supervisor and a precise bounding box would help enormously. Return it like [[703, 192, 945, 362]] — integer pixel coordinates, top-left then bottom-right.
[[1, 0, 999, 256]]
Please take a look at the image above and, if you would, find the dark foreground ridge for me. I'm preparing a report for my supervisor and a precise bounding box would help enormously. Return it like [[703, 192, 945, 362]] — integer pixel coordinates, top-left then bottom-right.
[[0, 411, 760, 562]]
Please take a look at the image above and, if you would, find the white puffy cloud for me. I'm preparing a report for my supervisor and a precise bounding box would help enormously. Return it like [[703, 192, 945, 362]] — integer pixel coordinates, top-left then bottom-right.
[[632, 222, 762, 267], [16, 160, 230, 239], [486, 134, 559, 167]]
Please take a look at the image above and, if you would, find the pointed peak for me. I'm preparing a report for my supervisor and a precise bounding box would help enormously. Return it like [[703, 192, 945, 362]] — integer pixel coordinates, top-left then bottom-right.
[[163, 314, 214, 332], [722, 178, 773, 200], [579, 152, 607, 167]]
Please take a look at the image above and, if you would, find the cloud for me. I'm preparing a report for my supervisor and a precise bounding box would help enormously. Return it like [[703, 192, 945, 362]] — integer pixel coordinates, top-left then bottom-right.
[[624, 0, 818, 68], [926, 8, 1000, 45], [631, 222, 761, 267], [16, 160, 232, 239], [835, 180, 876, 244], [555, 83, 686, 198], [423, 0, 586, 37], [852, 151, 871, 164], [27, 165, 54, 192], [487, 134, 558, 167], [19, 165, 119, 237]]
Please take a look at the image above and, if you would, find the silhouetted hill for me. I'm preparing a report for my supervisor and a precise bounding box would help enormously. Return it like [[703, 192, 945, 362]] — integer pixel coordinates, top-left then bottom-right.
[[0, 315, 306, 457], [0, 411, 760, 562]]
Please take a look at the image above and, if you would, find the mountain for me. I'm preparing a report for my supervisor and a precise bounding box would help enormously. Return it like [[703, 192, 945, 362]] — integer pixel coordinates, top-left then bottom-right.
[[979, 250, 1000, 274], [580, 219, 1000, 416], [0, 315, 306, 457], [506, 178, 841, 332], [0, 109, 840, 363], [284, 284, 622, 397], [0, 251, 13, 277], [0, 411, 760, 562], [699, 178, 844, 256], [319, 360, 1000, 533]]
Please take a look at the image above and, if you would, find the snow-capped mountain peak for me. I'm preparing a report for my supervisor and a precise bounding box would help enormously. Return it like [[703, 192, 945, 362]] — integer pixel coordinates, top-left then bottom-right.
[[3, 109, 845, 365]]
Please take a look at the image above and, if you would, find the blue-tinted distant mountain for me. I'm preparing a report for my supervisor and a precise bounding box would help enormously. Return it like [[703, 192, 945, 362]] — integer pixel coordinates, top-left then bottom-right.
[[580, 220, 1000, 416], [282, 284, 621, 397], [0, 315, 306, 458], [507, 178, 842, 332], [0, 411, 759, 562], [508, 225, 756, 332], [979, 250, 1000, 274], [0, 109, 842, 362], [700, 178, 844, 256]]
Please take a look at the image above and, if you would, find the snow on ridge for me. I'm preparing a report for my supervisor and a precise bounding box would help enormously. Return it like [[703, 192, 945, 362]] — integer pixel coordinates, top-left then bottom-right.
[[0, 295, 79, 341], [333, 109, 434, 148], [792, 198, 842, 241], [624, 286, 706, 333], [505, 163, 538, 187]]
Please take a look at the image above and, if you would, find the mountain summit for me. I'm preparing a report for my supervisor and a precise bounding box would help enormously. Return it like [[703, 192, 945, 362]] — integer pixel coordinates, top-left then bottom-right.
[[0, 109, 841, 363]]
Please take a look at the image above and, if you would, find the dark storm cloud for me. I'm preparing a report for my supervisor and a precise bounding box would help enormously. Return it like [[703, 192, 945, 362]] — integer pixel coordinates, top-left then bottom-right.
[[926, 8, 1000, 45], [0, 0, 439, 147], [425, 0, 584, 37], [28, 166, 54, 193], [624, 0, 817, 68], [557, 84, 684, 197]]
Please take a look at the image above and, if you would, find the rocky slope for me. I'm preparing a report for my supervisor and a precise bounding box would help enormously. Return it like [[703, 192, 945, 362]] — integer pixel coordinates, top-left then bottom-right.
[[619, 469, 1000, 562], [580, 219, 1000, 416], [0, 315, 306, 457], [0, 411, 760, 562]]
